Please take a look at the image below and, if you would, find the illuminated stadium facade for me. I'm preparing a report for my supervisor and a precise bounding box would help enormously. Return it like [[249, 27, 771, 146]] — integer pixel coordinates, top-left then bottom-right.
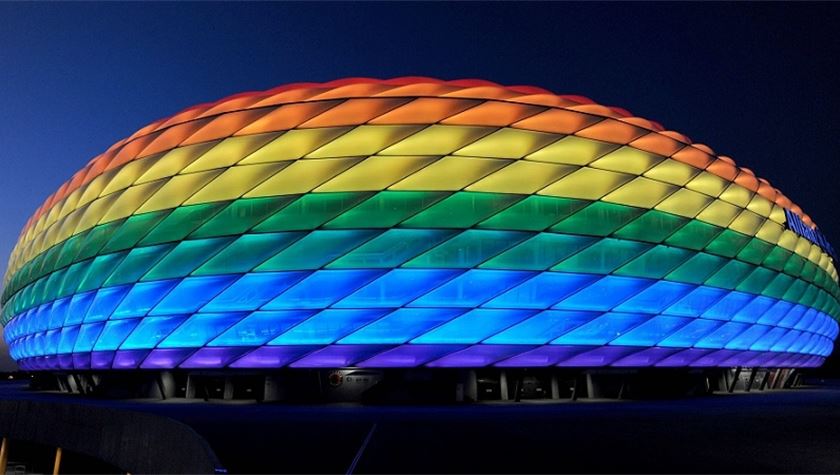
[[1, 77, 838, 398]]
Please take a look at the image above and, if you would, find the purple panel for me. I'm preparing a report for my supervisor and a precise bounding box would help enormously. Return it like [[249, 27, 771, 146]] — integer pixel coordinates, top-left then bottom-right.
[[557, 346, 639, 367], [179, 347, 251, 369], [689, 349, 738, 367], [655, 348, 713, 367], [72, 353, 91, 370], [90, 351, 116, 370], [427, 345, 536, 367], [229, 345, 321, 368], [743, 352, 775, 367], [612, 347, 680, 367], [58, 353, 74, 370], [495, 345, 591, 367], [802, 356, 825, 367], [291, 345, 394, 368], [43, 355, 59, 370], [721, 351, 761, 367], [358, 345, 466, 368], [141, 348, 196, 369], [112, 349, 150, 369], [763, 352, 792, 367], [17, 359, 32, 371]]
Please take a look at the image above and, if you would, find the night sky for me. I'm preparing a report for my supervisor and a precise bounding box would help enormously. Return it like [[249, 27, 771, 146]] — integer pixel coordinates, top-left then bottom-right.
[[0, 2, 838, 370]]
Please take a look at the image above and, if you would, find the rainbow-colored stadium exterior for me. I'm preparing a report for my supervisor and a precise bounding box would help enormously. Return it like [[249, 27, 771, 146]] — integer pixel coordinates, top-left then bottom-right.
[[1, 77, 838, 372]]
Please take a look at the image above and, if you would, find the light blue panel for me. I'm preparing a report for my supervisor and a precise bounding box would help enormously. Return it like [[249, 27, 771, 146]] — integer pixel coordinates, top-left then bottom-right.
[[339, 308, 466, 344], [484, 310, 600, 344], [610, 315, 692, 346], [93, 319, 141, 351], [112, 280, 179, 319], [264, 270, 385, 310], [551, 312, 648, 345], [658, 319, 723, 347], [202, 272, 309, 312], [120, 316, 187, 350], [409, 270, 535, 308], [483, 272, 598, 309], [209, 310, 316, 346], [44, 329, 61, 355], [57, 325, 80, 354], [270, 309, 390, 344], [411, 309, 536, 344], [65, 291, 95, 325], [794, 309, 819, 332], [663, 286, 729, 317], [84, 285, 131, 322], [749, 326, 789, 351], [613, 281, 695, 314], [327, 229, 457, 268], [333, 269, 463, 308], [694, 321, 750, 349], [757, 300, 794, 326], [258, 230, 380, 270], [786, 332, 813, 353], [32, 305, 50, 333], [73, 322, 105, 352], [724, 324, 771, 350], [732, 296, 776, 324], [778, 305, 807, 328], [554, 276, 654, 311], [149, 275, 238, 315], [770, 329, 801, 352], [48, 298, 70, 330], [158, 312, 247, 348], [701, 292, 755, 321]]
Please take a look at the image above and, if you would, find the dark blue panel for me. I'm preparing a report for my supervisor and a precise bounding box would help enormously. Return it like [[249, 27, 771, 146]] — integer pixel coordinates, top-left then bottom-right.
[[411, 309, 536, 344], [202, 272, 309, 312], [333, 269, 463, 308], [732, 296, 776, 324], [112, 280, 179, 319], [32, 305, 50, 332], [770, 329, 802, 352], [554, 276, 654, 311], [483, 272, 598, 309], [663, 286, 728, 317], [84, 285, 131, 322], [658, 319, 723, 347], [779, 305, 807, 328], [72, 322, 106, 352], [701, 292, 756, 321], [44, 329, 61, 355], [552, 312, 649, 345], [158, 312, 248, 348], [610, 315, 692, 346], [120, 316, 187, 350], [93, 319, 141, 351], [787, 332, 814, 353], [57, 325, 80, 354], [65, 291, 95, 326], [209, 310, 317, 347], [339, 308, 465, 344], [409, 270, 535, 308], [264, 270, 384, 310], [794, 309, 819, 332], [613, 281, 695, 314], [270, 309, 390, 344], [694, 322, 750, 349], [149, 275, 238, 315], [757, 300, 794, 326], [484, 310, 601, 344]]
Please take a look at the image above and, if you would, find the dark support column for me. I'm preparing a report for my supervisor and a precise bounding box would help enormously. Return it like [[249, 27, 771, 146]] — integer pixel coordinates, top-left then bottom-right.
[[570, 373, 580, 401], [728, 367, 742, 393], [499, 370, 509, 401], [745, 368, 757, 393], [759, 370, 770, 391], [156, 374, 167, 400], [185, 374, 196, 399], [550, 373, 560, 400], [617, 377, 626, 400], [513, 371, 522, 402]]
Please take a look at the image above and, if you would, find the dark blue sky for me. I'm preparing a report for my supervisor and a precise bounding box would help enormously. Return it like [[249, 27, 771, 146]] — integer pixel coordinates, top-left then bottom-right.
[[1, 2, 839, 366]]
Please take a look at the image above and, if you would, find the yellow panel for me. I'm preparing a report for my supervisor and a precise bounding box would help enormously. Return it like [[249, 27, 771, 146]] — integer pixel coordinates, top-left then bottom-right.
[[244, 157, 363, 197], [136, 141, 219, 184], [71, 192, 122, 236], [807, 243, 823, 263], [100, 154, 161, 197], [777, 230, 798, 251], [755, 220, 784, 245], [41, 202, 64, 235], [390, 156, 511, 191], [76, 173, 110, 209], [452, 128, 559, 159], [718, 183, 753, 208], [239, 128, 352, 164], [768, 205, 786, 224], [745, 194, 773, 217], [685, 172, 729, 197], [642, 159, 700, 186], [466, 161, 577, 194], [729, 210, 764, 236], [99, 180, 166, 224], [378, 125, 495, 156], [56, 187, 83, 222], [306, 125, 424, 159], [181, 133, 280, 173], [136, 169, 223, 213], [183, 163, 289, 204], [538, 167, 633, 200], [315, 155, 437, 192], [525, 136, 619, 165], [654, 189, 713, 218], [794, 237, 812, 257], [602, 177, 678, 208], [695, 199, 741, 227], [589, 146, 664, 175]]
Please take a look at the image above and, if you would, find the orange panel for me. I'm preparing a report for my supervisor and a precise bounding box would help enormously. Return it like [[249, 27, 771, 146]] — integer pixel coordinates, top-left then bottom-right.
[[706, 159, 739, 181], [757, 181, 778, 202], [158, 104, 213, 130], [620, 117, 656, 130], [508, 94, 580, 108], [575, 118, 647, 144], [105, 133, 159, 171], [298, 98, 410, 128], [511, 108, 600, 134], [374, 83, 460, 97], [734, 171, 759, 191], [368, 98, 479, 124], [671, 146, 714, 169], [235, 101, 341, 135], [137, 118, 214, 157], [693, 143, 716, 155], [440, 101, 544, 127], [629, 132, 684, 156], [181, 109, 273, 145], [129, 117, 167, 142], [718, 155, 736, 165], [443, 86, 519, 100], [309, 83, 393, 100], [197, 95, 265, 118], [660, 130, 691, 143], [249, 87, 325, 108], [82, 154, 113, 182], [568, 104, 623, 118]]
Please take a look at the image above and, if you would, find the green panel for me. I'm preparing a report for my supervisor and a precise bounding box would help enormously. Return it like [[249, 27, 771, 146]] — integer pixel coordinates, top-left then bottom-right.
[[665, 220, 723, 250], [782, 254, 806, 278], [735, 238, 775, 265], [324, 191, 451, 229], [101, 210, 170, 253], [614, 245, 693, 279], [704, 229, 752, 258], [735, 267, 778, 294], [74, 220, 125, 263], [769, 276, 803, 301], [477, 196, 589, 231], [194, 233, 304, 275], [142, 237, 234, 281], [613, 210, 689, 243], [665, 252, 727, 284], [256, 230, 380, 271], [26, 277, 47, 308], [552, 238, 652, 275], [191, 195, 299, 238], [799, 261, 818, 283], [328, 229, 457, 269], [139, 203, 227, 246], [35, 245, 65, 282], [551, 202, 645, 237], [480, 233, 598, 270], [404, 230, 532, 268], [783, 279, 809, 303], [41, 268, 67, 303], [53, 232, 88, 271], [401, 192, 524, 229], [104, 244, 176, 286], [704, 260, 756, 290], [77, 252, 129, 293], [57, 260, 93, 298], [762, 246, 793, 271], [252, 192, 372, 232]]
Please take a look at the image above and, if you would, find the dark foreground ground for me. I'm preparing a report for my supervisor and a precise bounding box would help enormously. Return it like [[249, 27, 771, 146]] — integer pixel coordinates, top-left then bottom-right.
[[2, 380, 840, 474]]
